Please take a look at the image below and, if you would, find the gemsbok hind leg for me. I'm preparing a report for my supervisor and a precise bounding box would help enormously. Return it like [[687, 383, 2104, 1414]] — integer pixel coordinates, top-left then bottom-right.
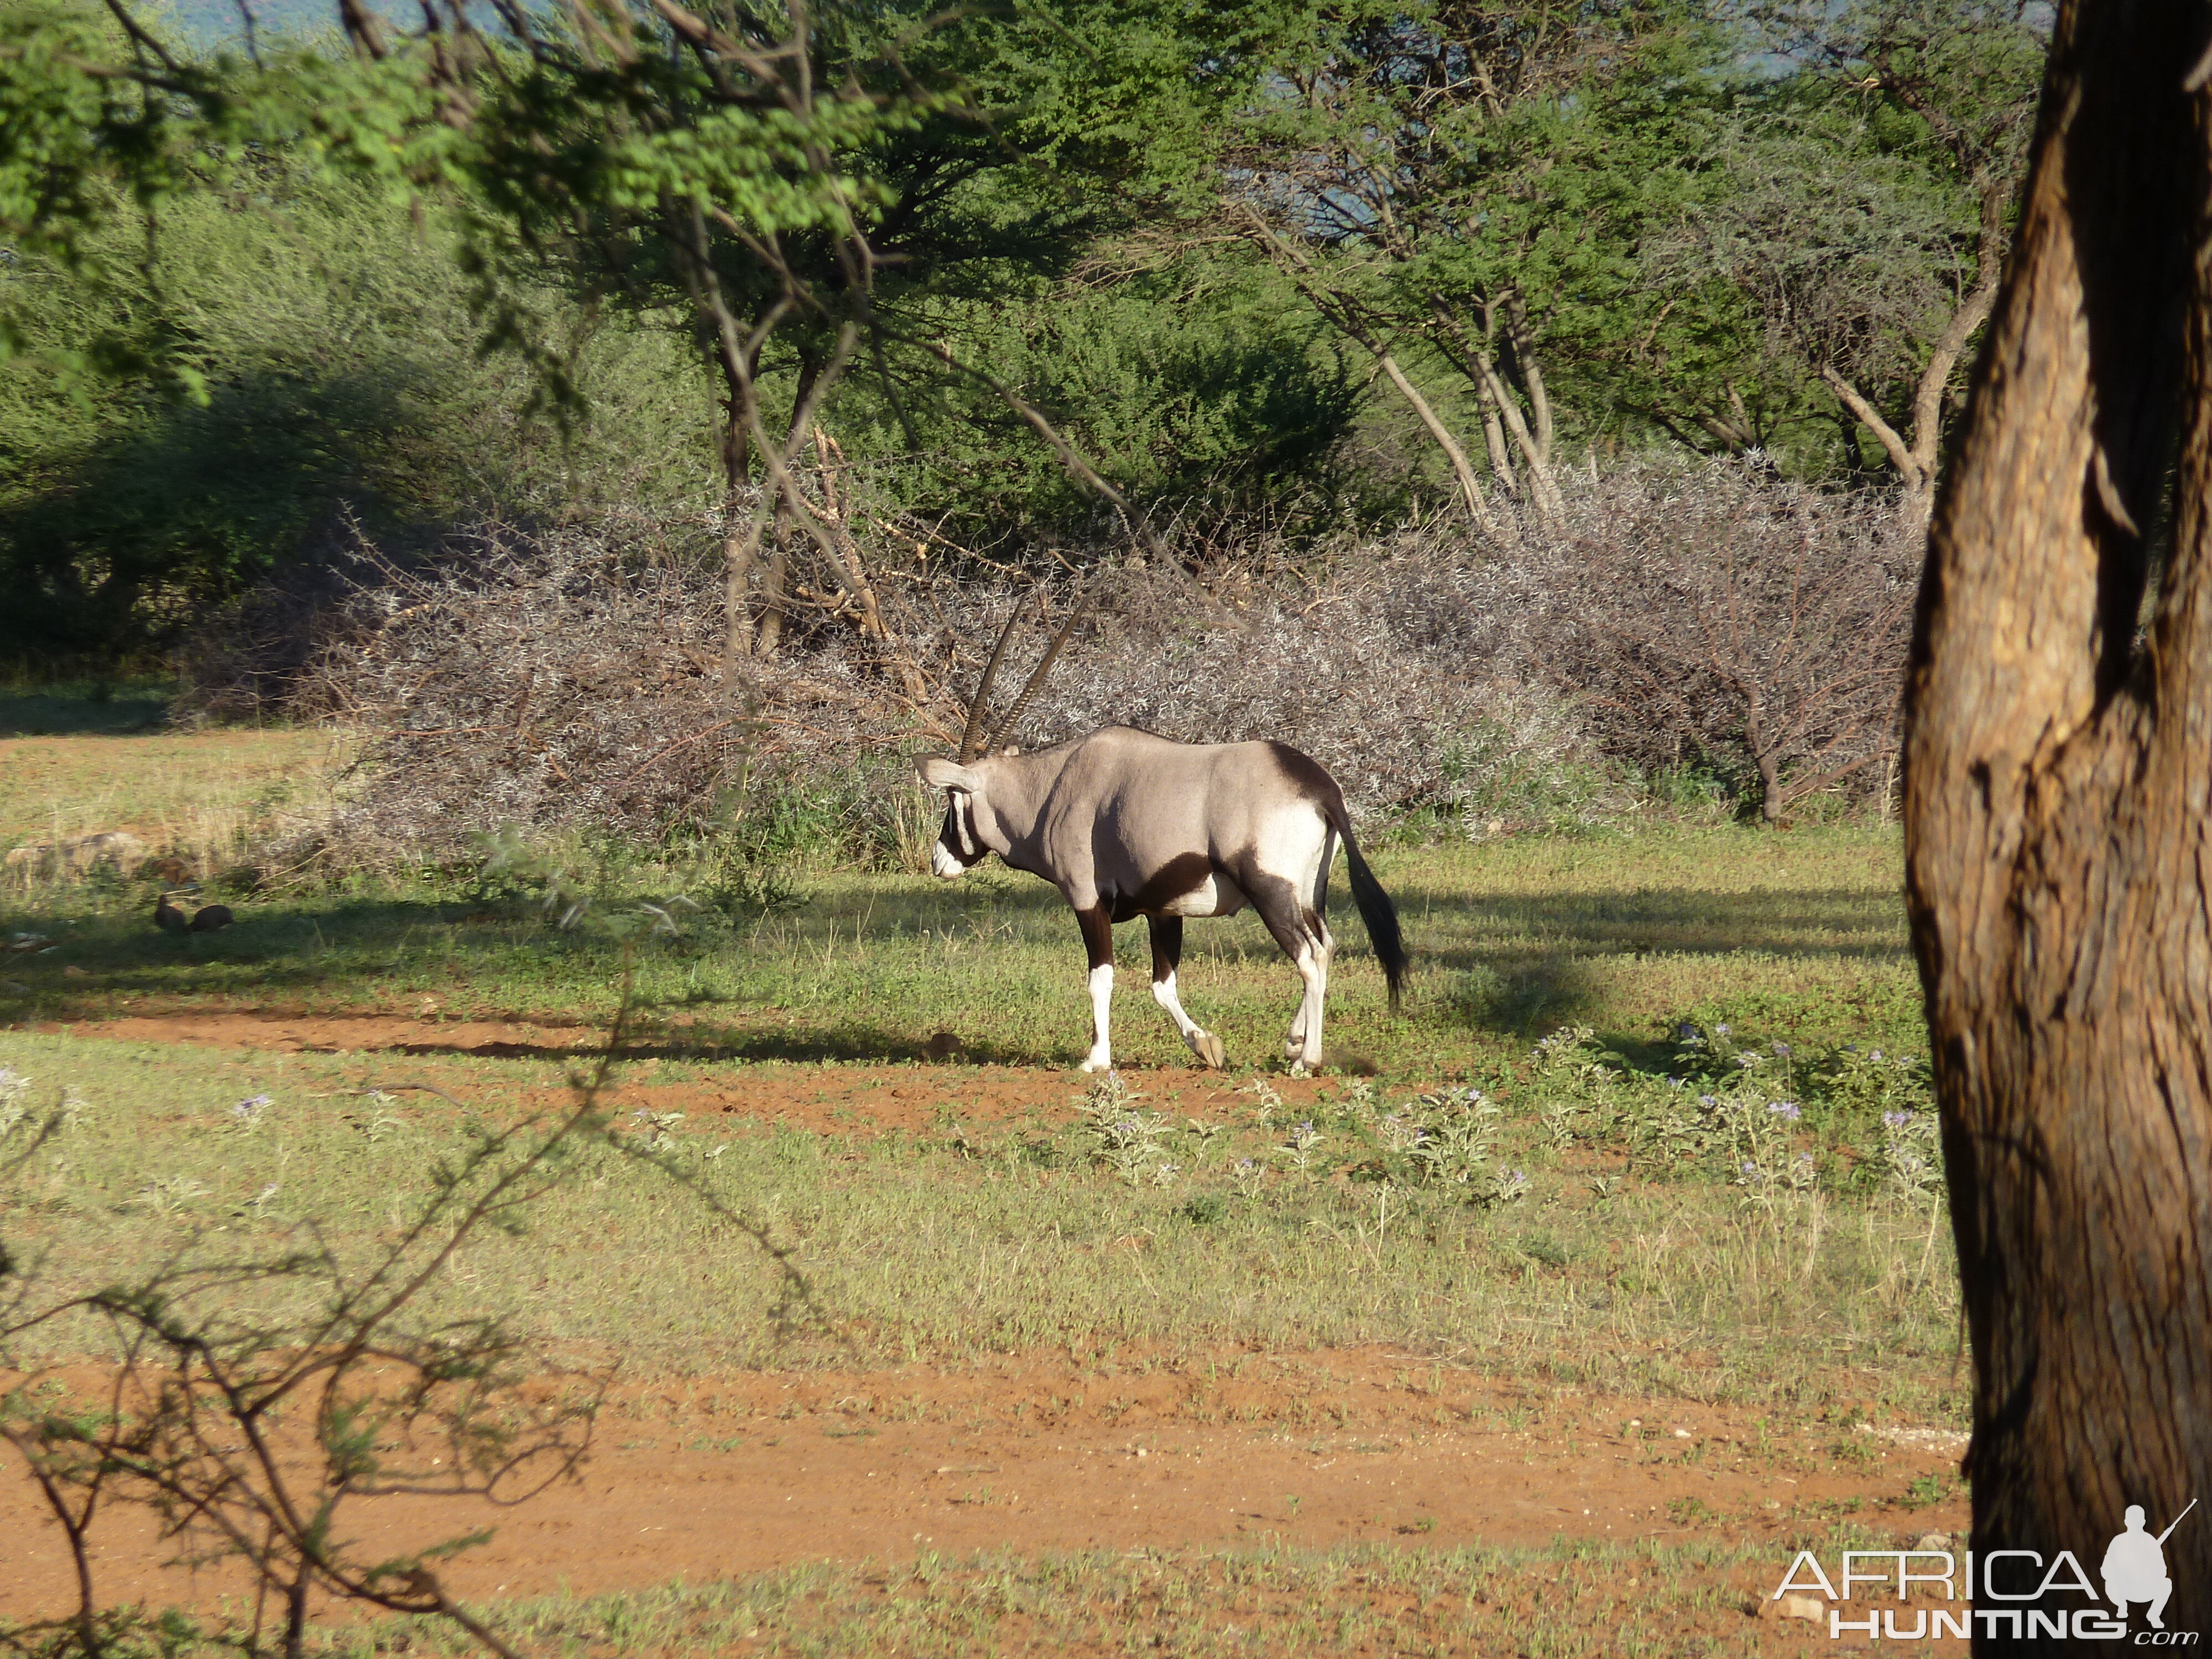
[[1251, 879, 1329, 1074], [1147, 916, 1227, 1069]]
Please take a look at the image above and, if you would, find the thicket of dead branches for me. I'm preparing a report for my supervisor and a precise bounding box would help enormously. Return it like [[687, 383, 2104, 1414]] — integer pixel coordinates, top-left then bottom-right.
[[182, 461, 1913, 870], [1548, 465, 1917, 821]]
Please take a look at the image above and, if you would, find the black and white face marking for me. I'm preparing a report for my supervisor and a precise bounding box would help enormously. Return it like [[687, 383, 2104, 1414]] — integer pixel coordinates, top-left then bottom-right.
[[932, 794, 989, 878]]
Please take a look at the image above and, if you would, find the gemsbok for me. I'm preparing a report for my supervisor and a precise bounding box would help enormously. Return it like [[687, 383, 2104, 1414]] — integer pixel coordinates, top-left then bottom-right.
[[916, 596, 1407, 1074]]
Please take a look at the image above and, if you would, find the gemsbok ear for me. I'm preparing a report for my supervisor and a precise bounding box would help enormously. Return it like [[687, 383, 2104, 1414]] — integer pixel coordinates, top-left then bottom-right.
[[918, 757, 980, 792]]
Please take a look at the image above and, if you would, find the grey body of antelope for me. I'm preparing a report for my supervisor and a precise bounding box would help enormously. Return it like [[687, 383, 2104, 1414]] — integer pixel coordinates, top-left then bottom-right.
[[919, 725, 1407, 1073]]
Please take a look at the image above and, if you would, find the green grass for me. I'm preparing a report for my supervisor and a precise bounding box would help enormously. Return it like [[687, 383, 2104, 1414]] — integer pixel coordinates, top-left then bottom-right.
[[1, 815, 1961, 1410], [0, 735, 1961, 1656], [0, 824, 1923, 1079], [0, 721, 347, 856], [0, 1013, 1963, 1415], [64, 1532, 1908, 1658]]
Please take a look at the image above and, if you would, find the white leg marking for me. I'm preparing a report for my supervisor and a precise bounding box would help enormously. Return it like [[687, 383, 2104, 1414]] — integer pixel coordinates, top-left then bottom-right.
[[1286, 941, 1323, 1074], [1305, 938, 1329, 1070], [1081, 962, 1114, 1072], [1151, 970, 1199, 1038], [1154, 972, 1227, 1068]]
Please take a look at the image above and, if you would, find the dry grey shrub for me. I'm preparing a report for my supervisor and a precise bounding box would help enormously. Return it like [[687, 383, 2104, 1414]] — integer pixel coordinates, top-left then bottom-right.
[[1517, 461, 1917, 821], [231, 460, 1909, 870], [267, 515, 937, 867]]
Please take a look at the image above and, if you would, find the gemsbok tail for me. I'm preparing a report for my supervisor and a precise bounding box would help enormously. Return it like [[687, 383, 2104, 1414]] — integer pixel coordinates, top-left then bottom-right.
[[1324, 799, 1407, 1013]]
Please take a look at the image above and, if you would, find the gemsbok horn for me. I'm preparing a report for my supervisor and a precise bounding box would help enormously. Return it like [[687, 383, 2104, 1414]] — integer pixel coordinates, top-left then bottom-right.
[[918, 588, 1406, 1073]]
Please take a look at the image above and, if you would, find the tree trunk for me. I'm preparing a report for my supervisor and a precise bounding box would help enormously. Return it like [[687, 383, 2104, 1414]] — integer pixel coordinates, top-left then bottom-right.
[[1823, 179, 2005, 535], [1374, 350, 1499, 533], [1903, 0, 2212, 1647], [1743, 691, 1786, 823], [721, 388, 758, 676], [754, 519, 790, 657], [1474, 366, 1520, 494], [1501, 290, 1553, 463], [752, 350, 821, 659], [1475, 346, 1564, 523]]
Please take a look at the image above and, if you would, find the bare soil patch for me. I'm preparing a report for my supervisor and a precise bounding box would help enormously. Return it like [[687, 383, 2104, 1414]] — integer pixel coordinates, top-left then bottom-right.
[[0, 1345, 1966, 1632], [6, 1003, 1970, 1652]]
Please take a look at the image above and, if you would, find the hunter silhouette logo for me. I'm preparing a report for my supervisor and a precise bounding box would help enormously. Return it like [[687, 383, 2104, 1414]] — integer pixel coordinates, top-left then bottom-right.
[[2106, 1500, 2196, 1631]]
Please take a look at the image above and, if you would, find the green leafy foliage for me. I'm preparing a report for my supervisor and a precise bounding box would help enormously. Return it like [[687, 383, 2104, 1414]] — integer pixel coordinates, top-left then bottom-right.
[[0, 169, 707, 653], [0, 0, 2054, 662], [1511, 1019, 1940, 1202]]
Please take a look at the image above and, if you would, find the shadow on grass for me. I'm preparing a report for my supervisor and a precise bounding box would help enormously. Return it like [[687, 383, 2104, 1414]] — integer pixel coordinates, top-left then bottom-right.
[[1404, 884, 1913, 1050], [0, 684, 174, 737], [12, 1002, 1046, 1070], [397, 1024, 963, 1066], [2, 878, 1914, 1065], [1394, 884, 1906, 967]]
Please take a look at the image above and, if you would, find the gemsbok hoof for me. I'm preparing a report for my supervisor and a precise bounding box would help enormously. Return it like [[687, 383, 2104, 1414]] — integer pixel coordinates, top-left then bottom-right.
[[1193, 1030, 1227, 1070]]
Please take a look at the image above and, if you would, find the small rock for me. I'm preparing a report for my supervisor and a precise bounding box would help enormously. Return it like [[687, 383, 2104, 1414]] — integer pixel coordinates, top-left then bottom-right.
[[1916, 1531, 1953, 1552], [62, 964, 87, 979], [1777, 1593, 1826, 1622]]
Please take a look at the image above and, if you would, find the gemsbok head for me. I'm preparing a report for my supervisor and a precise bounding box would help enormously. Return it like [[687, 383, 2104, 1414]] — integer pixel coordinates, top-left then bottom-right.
[[916, 593, 1406, 1074]]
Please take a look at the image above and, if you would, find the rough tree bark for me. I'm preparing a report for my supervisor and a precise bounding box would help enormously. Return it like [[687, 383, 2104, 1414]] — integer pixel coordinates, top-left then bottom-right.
[[1904, 0, 2212, 1646]]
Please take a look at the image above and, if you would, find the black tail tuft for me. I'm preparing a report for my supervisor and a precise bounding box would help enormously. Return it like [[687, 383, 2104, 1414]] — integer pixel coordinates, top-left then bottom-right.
[[1329, 808, 1407, 1013]]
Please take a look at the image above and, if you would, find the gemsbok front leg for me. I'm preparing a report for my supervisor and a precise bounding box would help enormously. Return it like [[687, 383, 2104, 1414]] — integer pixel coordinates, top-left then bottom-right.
[[1147, 915, 1228, 1069], [1077, 905, 1115, 1072]]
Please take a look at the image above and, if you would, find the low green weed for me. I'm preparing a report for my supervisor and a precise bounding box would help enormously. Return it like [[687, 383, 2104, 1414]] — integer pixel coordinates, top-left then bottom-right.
[[0, 1021, 1964, 1416], [82, 1531, 1898, 1658]]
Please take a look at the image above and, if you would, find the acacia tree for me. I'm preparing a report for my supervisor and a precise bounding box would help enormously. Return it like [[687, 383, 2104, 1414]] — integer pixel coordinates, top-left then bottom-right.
[[1681, 0, 2044, 521], [5, 0, 1225, 671], [1904, 0, 2212, 1640], [1218, 0, 1729, 523]]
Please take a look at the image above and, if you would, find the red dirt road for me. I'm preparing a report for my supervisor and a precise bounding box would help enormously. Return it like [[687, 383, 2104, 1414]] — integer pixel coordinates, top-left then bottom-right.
[[1, 1347, 1966, 1623], [2, 1008, 1971, 1651]]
